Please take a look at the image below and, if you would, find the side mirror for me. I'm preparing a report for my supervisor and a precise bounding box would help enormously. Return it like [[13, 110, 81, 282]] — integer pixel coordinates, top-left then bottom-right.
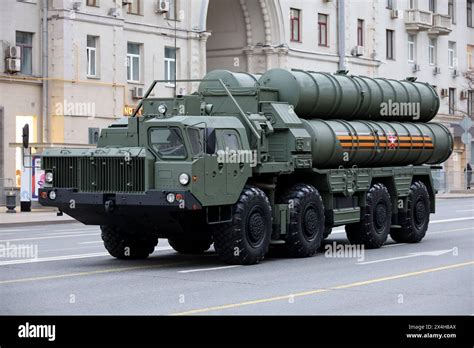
[[205, 128, 216, 155], [22, 124, 29, 149]]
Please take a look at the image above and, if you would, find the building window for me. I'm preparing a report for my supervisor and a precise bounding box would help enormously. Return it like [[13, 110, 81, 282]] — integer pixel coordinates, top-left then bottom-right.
[[468, 45, 474, 70], [448, 41, 456, 68], [86, 0, 99, 6], [127, 0, 142, 15], [318, 14, 328, 47], [164, 47, 177, 85], [357, 19, 364, 46], [449, 88, 456, 115], [386, 30, 394, 60], [290, 8, 301, 42], [86, 36, 98, 77], [127, 43, 141, 83], [16, 31, 33, 75], [88, 128, 100, 145], [468, 90, 474, 117], [166, 0, 177, 20], [448, 0, 455, 23], [408, 34, 416, 62], [429, 0, 436, 13], [468, 0, 473, 27], [387, 0, 393, 10], [409, 0, 416, 9], [429, 38, 437, 65]]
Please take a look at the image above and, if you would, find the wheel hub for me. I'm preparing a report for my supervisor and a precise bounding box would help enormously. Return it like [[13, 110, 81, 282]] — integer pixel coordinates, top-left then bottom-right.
[[374, 202, 387, 231], [247, 210, 265, 247], [303, 207, 319, 240], [414, 199, 426, 226]]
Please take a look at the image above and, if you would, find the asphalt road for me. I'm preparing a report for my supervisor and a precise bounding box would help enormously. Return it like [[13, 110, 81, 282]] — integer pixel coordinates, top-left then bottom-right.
[[0, 198, 473, 315]]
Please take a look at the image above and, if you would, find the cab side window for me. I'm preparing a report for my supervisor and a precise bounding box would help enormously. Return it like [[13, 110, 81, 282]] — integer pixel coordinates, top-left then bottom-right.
[[222, 130, 241, 151]]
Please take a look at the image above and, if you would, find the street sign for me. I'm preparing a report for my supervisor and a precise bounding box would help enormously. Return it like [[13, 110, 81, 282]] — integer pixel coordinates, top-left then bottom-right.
[[461, 132, 472, 144], [460, 116, 473, 131]]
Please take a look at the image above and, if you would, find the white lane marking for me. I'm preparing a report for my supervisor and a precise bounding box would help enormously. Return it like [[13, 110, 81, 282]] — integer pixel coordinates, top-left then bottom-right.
[[79, 241, 103, 244], [0, 227, 97, 236], [0, 246, 175, 266], [383, 243, 407, 248], [430, 217, 474, 224], [178, 265, 241, 274], [41, 245, 107, 252], [41, 246, 173, 253], [331, 228, 345, 235], [0, 252, 109, 266], [331, 217, 474, 235], [156, 246, 173, 251], [0, 228, 35, 234], [430, 227, 473, 235], [0, 233, 97, 242], [357, 248, 454, 265], [455, 209, 474, 213], [35, 231, 98, 238]]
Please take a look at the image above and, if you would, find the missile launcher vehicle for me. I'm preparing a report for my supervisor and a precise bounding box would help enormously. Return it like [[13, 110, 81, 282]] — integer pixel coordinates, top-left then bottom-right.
[[39, 69, 453, 265]]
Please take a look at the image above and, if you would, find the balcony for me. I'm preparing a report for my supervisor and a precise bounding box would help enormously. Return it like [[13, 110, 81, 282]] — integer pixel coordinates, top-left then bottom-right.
[[428, 14, 453, 36], [405, 9, 432, 31]]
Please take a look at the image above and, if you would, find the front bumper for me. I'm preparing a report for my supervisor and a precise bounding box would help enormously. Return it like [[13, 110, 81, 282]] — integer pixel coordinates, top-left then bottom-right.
[[38, 188, 203, 225]]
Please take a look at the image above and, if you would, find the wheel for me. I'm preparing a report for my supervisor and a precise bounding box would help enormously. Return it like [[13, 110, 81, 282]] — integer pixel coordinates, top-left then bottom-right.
[[101, 225, 158, 259], [168, 237, 213, 254], [345, 183, 392, 249], [390, 181, 430, 243], [278, 184, 325, 257], [211, 185, 272, 265], [323, 226, 332, 239]]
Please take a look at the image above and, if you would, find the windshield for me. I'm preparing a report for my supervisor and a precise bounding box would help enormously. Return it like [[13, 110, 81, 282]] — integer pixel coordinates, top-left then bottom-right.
[[150, 127, 187, 158], [187, 127, 204, 157]]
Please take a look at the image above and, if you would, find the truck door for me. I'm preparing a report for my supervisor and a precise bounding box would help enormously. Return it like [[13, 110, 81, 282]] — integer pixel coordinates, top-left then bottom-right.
[[204, 129, 226, 199], [221, 130, 247, 195]]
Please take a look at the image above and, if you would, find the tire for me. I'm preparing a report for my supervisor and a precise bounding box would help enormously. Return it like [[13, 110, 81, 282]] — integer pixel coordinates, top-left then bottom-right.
[[101, 225, 158, 259], [168, 238, 213, 254], [211, 186, 272, 265], [278, 184, 325, 257], [390, 181, 430, 243], [345, 183, 392, 249]]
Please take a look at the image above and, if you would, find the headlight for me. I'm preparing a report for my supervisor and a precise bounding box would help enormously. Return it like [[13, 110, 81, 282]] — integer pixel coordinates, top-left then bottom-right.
[[166, 193, 176, 203], [179, 173, 190, 185], [45, 172, 53, 183], [48, 190, 57, 200], [158, 104, 167, 114]]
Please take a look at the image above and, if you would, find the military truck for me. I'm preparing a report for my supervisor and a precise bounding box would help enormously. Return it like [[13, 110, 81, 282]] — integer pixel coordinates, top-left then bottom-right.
[[39, 69, 453, 265]]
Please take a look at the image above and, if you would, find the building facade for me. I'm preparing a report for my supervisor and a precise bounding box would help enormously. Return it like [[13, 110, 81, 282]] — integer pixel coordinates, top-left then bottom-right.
[[0, 0, 473, 192]]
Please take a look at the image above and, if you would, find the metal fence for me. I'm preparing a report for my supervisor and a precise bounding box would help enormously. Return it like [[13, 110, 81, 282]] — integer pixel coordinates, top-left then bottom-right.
[[432, 170, 473, 193]]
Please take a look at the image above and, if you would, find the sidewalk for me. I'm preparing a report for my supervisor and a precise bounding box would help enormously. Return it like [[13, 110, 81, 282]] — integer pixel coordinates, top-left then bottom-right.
[[0, 207, 75, 227], [437, 190, 474, 199]]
